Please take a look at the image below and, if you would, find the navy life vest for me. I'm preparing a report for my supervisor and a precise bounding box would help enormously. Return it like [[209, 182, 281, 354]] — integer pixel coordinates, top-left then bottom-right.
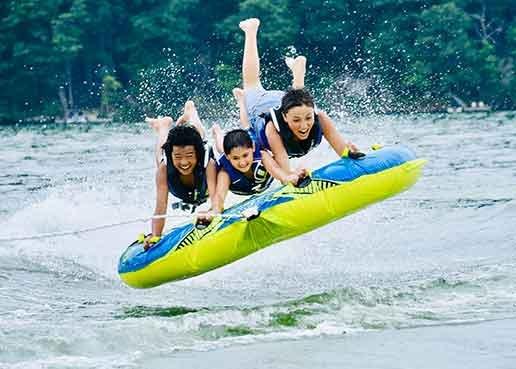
[[260, 108, 323, 158], [216, 146, 273, 196]]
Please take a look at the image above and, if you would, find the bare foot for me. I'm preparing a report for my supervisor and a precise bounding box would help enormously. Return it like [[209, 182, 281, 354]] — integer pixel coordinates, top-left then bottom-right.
[[146, 116, 173, 134], [285, 57, 295, 70], [239, 18, 260, 33], [232, 88, 245, 105], [286, 55, 306, 76], [176, 100, 200, 125], [212, 123, 223, 138]]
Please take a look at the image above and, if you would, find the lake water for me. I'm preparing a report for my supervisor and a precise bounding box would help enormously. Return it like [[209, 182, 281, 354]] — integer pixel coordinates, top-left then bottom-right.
[[1, 112, 515, 368]]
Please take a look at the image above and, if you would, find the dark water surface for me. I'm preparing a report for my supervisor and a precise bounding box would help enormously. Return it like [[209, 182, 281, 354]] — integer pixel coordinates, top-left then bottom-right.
[[1, 112, 515, 368]]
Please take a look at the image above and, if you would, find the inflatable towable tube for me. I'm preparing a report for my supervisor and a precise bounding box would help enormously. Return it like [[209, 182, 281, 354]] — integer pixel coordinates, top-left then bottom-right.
[[119, 145, 426, 288]]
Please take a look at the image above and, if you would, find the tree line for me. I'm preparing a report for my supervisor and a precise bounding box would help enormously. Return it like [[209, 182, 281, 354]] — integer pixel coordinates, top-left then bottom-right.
[[1, 0, 515, 123]]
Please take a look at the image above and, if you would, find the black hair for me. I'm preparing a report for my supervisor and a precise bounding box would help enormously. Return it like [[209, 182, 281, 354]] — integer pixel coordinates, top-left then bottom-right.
[[280, 88, 315, 113], [223, 129, 253, 155], [162, 124, 205, 165]]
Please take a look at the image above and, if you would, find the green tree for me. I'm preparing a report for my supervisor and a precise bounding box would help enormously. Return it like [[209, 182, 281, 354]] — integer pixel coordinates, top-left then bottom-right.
[[505, 20, 516, 106], [1, 0, 515, 123], [365, 4, 423, 107], [52, 0, 88, 116], [122, 0, 199, 71], [100, 74, 122, 117], [0, 0, 63, 121]]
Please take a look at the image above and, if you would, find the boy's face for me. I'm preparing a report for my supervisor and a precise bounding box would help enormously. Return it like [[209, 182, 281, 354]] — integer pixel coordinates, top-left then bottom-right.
[[228, 145, 254, 173], [282, 104, 315, 141], [171, 145, 198, 175]]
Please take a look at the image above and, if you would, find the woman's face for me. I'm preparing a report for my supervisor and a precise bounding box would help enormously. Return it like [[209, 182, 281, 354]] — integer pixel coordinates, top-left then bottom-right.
[[171, 145, 198, 175], [282, 105, 315, 141]]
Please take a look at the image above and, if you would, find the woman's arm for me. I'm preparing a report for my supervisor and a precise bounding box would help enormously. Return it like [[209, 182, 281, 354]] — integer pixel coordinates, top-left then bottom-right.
[[318, 111, 358, 156], [261, 150, 302, 185], [265, 122, 290, 172]]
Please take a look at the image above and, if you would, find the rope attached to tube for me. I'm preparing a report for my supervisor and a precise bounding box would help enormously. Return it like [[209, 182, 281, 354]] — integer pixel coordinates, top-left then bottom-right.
[[0, 211, 249, 243]]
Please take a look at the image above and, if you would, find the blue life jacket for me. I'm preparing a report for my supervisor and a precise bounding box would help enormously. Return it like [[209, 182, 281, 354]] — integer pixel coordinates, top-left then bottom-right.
[[255, 108, 323, 158], [165, 145, 211, 205], [216, 145, 273, 196]]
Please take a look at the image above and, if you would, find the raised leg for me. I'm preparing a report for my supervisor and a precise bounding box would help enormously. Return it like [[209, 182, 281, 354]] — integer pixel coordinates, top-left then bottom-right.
[[212, 123, 224, 154], [146, 116, 173, 167], [233, 87, 250, 129], [285, 56, 307, 89], [175, 100, 205, 139], [239, 18, 261, 89]]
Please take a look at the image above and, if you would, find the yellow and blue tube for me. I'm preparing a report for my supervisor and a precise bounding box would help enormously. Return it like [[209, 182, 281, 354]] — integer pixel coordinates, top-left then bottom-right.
[[118, 145, 426, 288]]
